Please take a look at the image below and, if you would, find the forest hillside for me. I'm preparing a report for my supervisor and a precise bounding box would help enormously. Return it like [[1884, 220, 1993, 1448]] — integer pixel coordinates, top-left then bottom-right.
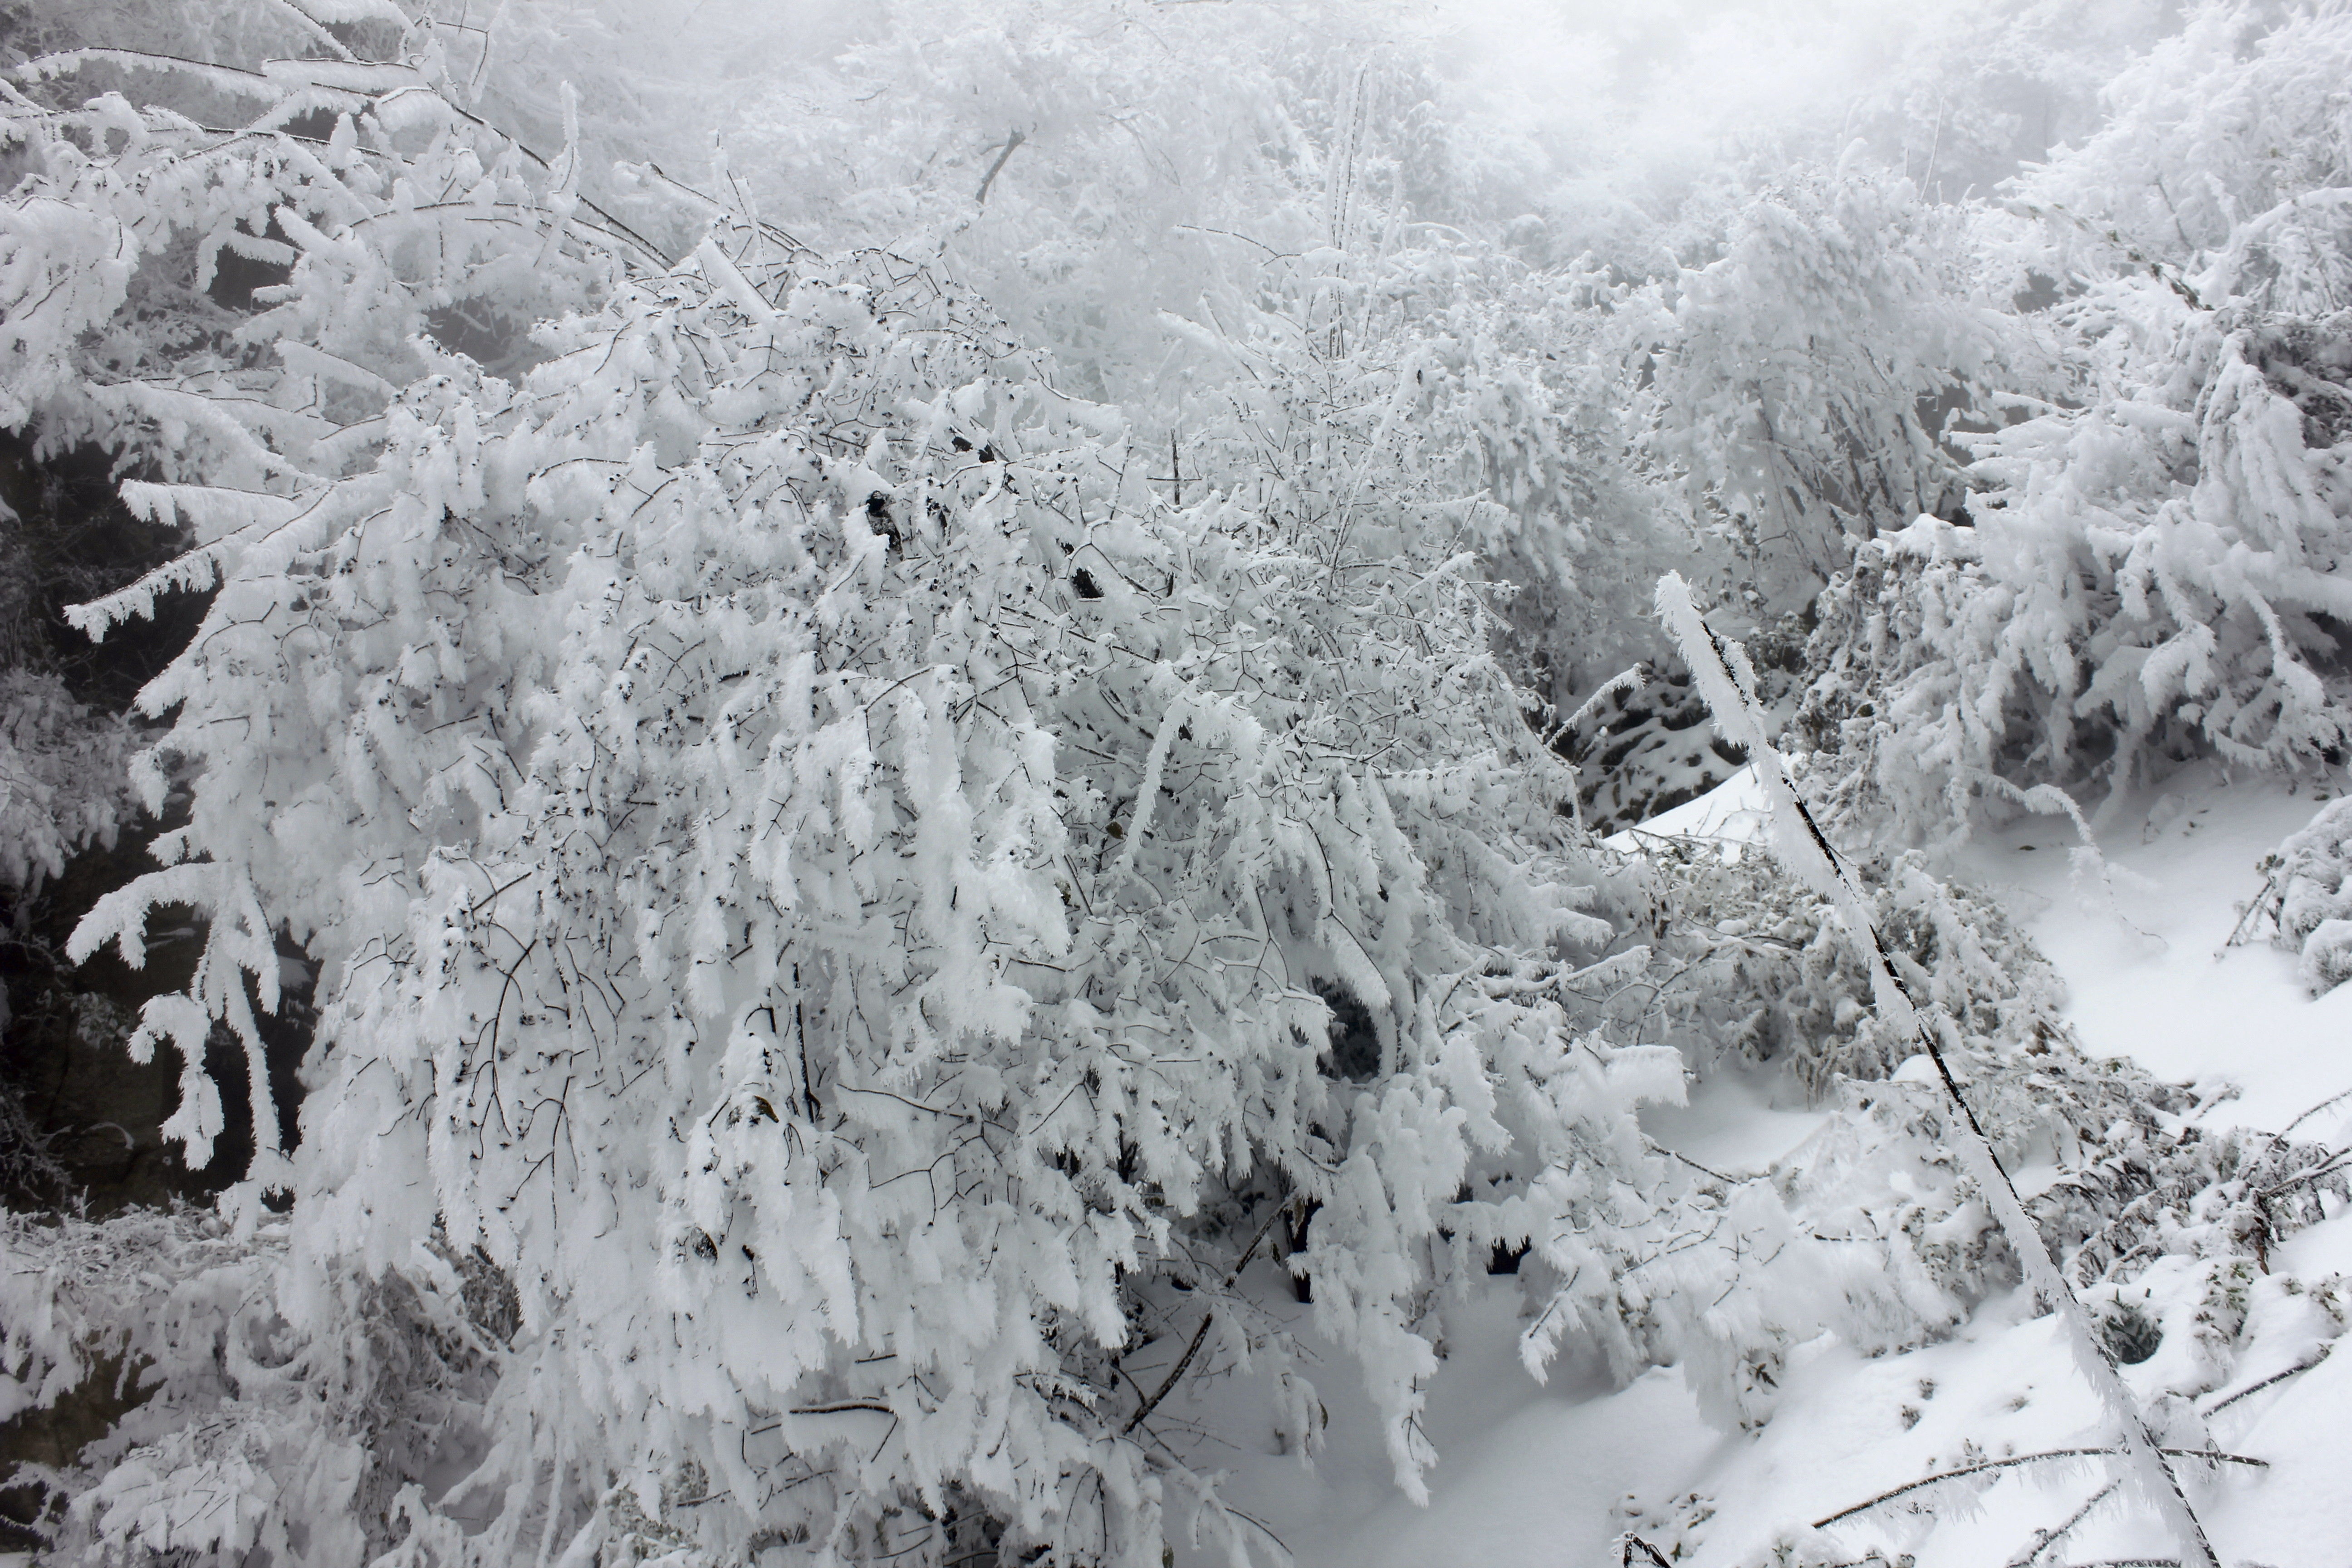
[[0, 2, 2349, 1565]]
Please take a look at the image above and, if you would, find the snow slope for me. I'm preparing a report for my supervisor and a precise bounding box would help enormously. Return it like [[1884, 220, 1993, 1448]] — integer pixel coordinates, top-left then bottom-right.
[[1968, 764, 2352, 1136], [1958, 762, 2352, 1567], [1180, 763, 2352, 1568]]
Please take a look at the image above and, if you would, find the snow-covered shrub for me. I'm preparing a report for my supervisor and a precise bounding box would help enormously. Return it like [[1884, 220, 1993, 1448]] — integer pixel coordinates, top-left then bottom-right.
[[727, 0, 1323, 408], [0, 432, 217, 928], [0, 3, 680, 928], [1603, 590, 2335, 1568], [1517, 824, 2164, 1433], [1485, 818, 2045, 1429], [0, 18, 1710, 1559], [1973, 305, 2352, 778], [24, 219, 1673, 1563], [20, 8, 2351, 1565], [1790, 516, 2067, 845], [1649, 836, 2073, 1100], [1833, 0, 2173, 206], [2004, 1, 2352, 291], [1801, 300, 2352, 844], [1521, 1068, 2004, 1433], [0, 5, 726, 1214], [724, 0, 1568, 420], [0, 1205, 519, 1564], [2039, 1084, 2347, 1291]]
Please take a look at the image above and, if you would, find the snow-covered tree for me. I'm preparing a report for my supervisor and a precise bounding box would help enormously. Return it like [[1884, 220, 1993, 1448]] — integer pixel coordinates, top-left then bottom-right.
[[1791, 5, 2352, 842], [15, 5, 2352, 1565], [1164, 232, 1682, 715], [0, 150, 1698, 1553], [1633, 155, 2006, 612], [723, 0, 1365, 411]]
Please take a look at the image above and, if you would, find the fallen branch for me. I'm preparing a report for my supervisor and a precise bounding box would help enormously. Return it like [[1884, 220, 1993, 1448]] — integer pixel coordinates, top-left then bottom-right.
[[2276, 1082, 2352, 1142], [2201, 1341, 2336, 1414], [1123, 1308, 1215, 1435], [1813, 1448, 2267, 1529]]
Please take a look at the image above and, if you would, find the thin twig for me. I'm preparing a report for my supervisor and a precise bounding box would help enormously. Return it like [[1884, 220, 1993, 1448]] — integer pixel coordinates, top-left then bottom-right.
[[1122, 1307, 1214, 1435], [1120, 1202, 1289, 1435], [2277, 1081, 2352, 1142], [1643, 1134, 1740, 1186], [2009, 1479, 2120, 1568]]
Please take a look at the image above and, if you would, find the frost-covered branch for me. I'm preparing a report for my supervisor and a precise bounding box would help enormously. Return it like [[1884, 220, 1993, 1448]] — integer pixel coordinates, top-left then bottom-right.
[[1660, 571, 2220, 1568]]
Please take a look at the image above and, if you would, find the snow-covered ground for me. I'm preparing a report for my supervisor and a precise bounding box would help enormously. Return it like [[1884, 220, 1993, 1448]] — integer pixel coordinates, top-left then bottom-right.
[[1176, 763, 2352, 1568]]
